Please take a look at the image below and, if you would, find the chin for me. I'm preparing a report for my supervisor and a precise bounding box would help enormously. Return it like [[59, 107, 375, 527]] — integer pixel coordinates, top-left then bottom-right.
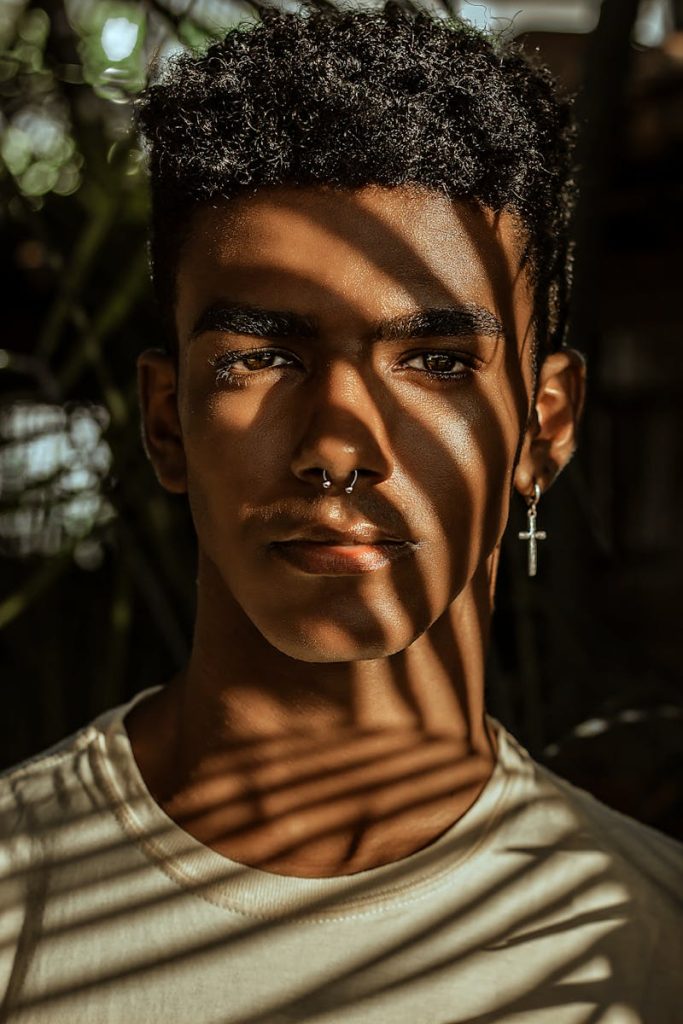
[[254, 610, 429, 663]]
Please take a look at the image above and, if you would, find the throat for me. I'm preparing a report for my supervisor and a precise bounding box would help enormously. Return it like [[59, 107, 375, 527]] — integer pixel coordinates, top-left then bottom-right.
[[127, 692, 496, 877], [173, 767, 494, 877]]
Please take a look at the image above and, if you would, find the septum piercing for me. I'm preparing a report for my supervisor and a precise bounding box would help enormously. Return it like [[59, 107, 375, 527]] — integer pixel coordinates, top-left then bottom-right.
[[321, 468, 358, 494], [344, 469, 358, 493]]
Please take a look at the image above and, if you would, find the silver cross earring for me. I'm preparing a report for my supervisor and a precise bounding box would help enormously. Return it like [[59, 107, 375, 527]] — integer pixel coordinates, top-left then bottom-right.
[[518, 482, 546, 577]]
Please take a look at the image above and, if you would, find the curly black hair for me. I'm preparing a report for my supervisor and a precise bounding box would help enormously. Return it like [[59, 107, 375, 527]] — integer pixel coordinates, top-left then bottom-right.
[[136, 4, 576, 358]]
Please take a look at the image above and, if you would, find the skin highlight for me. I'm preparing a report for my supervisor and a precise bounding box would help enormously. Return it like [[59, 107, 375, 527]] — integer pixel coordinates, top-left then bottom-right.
[[129, 185, 585, 877]]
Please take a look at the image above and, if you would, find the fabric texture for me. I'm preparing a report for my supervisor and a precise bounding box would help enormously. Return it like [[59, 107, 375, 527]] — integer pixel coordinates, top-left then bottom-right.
[[1, 685, 681, 1023]]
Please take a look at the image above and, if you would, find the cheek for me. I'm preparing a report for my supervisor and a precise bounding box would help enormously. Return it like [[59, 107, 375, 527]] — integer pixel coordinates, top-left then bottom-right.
[[397, 389, 518, 581], [180, 386, 290, 540]]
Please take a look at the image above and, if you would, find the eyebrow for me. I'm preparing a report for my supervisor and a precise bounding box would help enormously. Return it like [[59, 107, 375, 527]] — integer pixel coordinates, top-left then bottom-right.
[[372, 306, 504, 341], [190, 303, 317, 340], [189, 302, 504, 343]]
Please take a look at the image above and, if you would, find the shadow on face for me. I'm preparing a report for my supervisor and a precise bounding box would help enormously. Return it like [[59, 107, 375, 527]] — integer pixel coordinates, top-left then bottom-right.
[[138, 185, 583, 664]]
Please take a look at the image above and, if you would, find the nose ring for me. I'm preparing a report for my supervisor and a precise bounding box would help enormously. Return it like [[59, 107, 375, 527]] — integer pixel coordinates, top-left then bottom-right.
[[321, 468, 358, 494], [344, 469, 358, 494]]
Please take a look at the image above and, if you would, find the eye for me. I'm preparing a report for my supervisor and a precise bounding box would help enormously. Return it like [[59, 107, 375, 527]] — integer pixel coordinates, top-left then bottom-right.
[[211, 348, 297, 381], [400, 351, 471, 378]]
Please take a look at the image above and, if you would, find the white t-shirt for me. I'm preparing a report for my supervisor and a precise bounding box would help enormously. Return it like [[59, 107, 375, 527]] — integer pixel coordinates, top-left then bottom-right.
[[0, 685, 681, 1024]]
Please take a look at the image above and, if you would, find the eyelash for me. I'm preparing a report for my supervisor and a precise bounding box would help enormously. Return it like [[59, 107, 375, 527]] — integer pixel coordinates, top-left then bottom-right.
[[210, 347, 476, 384]]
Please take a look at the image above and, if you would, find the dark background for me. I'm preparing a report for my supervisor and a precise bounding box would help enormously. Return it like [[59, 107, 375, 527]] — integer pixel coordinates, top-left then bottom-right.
[[1, 0, 682, 839]]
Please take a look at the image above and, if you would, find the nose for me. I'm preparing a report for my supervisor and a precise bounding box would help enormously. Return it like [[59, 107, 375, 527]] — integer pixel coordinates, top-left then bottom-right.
[[290, 361, 393, 494]]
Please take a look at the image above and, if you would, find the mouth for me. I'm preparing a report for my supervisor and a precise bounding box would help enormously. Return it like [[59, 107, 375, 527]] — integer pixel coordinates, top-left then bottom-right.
[[268, 539, 416, 576]]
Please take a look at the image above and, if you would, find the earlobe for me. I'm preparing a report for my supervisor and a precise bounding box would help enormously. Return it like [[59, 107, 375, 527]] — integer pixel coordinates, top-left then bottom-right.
[[514, 347, 586, 498], [137, 348, 187, 495]]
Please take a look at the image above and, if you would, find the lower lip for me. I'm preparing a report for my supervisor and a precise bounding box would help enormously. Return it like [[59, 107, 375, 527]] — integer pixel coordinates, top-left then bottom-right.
[[270, 541, 415, 575]]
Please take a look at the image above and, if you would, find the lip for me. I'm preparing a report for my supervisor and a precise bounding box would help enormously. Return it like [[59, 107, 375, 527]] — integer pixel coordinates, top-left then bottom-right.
[[269, 540, 416, 575], [274, 523, 410, 545]]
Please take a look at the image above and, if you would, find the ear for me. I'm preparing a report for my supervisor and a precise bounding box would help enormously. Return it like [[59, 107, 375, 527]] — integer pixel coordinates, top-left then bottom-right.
[[514, 348, 586, 498], [137, 348, 187, 494]]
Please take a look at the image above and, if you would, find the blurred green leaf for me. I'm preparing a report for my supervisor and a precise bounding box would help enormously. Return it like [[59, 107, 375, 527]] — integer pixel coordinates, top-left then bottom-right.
[[18, 8, 50, 46], [1, 125, 32, 175]]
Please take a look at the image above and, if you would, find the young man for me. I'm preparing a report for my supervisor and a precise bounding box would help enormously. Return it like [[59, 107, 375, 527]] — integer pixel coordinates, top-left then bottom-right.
[[1, 7, 681, 1022]]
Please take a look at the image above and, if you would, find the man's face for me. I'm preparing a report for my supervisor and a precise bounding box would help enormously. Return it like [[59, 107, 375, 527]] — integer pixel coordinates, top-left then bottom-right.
[[169, 185, 536, 661]]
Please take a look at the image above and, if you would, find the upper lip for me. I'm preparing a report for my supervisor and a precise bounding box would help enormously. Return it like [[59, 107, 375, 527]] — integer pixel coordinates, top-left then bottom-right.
[[272, 524, 410, 545]]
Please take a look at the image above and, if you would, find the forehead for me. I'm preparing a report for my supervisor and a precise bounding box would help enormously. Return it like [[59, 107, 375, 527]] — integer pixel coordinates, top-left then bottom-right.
[[175, 185, 533, 345]]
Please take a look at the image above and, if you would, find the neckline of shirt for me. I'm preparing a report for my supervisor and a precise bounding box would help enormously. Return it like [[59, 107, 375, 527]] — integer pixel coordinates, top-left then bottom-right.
[[90, 685, 526, 920]]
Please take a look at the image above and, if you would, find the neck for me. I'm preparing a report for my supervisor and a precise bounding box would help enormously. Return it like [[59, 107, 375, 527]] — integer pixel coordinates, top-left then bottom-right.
[[126, 558, 499, 877]]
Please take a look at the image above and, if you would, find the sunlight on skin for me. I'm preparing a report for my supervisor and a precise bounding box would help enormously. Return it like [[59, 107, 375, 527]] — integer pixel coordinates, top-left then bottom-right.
[[175, 187, 530, 658], [133, 185, 585, 875]]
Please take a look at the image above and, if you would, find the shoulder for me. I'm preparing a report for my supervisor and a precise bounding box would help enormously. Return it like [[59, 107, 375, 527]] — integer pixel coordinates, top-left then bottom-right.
[[0, 724, 99, 850], [543, 759, 682, 898], [0, 707, 124, 999], [0, 687, 163, 877], [500, 726, 683, 915], [0, 689, 137, 866], [0, 688, 161, 850]]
